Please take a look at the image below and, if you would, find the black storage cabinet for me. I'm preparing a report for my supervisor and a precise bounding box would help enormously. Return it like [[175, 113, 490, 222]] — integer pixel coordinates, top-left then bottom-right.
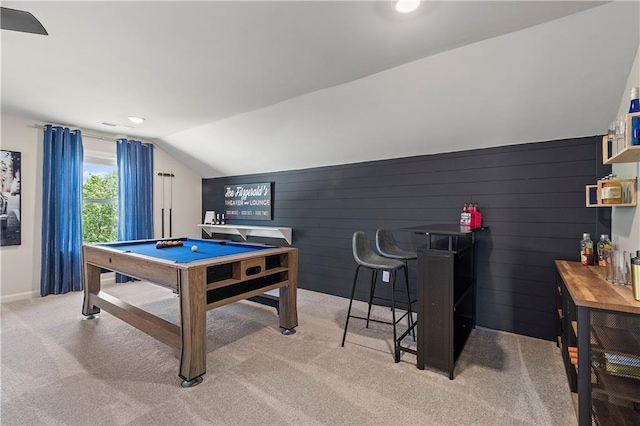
[[414, 226, 478, 379]]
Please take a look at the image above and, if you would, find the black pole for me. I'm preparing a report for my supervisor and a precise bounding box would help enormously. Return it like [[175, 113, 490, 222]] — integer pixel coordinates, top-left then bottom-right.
[[169, 171, 173, 237]]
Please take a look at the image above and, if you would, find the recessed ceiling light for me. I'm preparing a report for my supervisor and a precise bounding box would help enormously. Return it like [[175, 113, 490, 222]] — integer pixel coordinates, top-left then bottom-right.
[[395, 0, 421, 14], [127, 116, 145, 124]]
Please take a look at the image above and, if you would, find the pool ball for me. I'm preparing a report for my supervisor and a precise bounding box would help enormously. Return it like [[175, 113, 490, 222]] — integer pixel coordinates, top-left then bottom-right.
[[191, 245, 198, 252]]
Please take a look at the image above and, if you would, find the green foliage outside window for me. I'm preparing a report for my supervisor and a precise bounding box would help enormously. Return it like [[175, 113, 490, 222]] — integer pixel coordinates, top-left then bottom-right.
[[83, 171, 118, 243]]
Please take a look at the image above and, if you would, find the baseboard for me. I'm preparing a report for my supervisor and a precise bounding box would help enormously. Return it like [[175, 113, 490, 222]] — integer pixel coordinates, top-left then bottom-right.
[[0, 273, 116, 303], [0, 290, 40, 303]]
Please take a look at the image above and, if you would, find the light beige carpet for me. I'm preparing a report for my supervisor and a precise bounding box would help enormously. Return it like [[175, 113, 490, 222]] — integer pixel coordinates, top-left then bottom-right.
[[1, 281, 575, 425]]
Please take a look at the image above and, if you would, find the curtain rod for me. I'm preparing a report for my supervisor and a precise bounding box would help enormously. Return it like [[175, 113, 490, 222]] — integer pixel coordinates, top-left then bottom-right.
[[30, 124, 154, 145]]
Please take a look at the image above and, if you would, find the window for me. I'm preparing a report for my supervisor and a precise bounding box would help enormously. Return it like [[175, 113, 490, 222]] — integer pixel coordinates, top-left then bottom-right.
[[83, 153, 117, 243]]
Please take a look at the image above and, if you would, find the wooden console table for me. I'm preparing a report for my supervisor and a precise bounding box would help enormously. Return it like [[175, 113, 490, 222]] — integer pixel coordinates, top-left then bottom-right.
[[556, 260, 640, 426]]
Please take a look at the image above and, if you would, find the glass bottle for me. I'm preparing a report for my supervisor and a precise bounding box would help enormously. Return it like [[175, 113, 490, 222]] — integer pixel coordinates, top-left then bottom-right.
[[472, 203, 482, 229], [469, 203, 476, 228], [580, 233, 593, 266], [596, 234, 612, 267], [629, 87, 639, 113], [460, 203, 470, 226], [630, 87, 639, 146]]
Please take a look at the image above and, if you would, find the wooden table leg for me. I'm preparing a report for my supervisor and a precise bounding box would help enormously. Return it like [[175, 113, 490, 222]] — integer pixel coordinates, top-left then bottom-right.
[[279, 250, 298, 333], [178, 268, 207, 387], [82, 262, 101, 316]]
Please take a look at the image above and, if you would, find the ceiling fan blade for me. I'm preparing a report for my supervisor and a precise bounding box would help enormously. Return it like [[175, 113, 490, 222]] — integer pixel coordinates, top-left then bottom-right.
[[1, 7, 48, 35]]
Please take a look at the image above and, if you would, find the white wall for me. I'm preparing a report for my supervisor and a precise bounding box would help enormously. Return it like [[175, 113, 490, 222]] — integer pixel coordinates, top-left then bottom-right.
[[0, 113, 201, 301], [153, 143, 202, 239], [0, 115, 42, 301], [612, 45, 640, 254]]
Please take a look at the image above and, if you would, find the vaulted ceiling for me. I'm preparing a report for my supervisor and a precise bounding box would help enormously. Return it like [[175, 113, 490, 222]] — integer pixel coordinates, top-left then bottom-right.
[[2, 1, 638, 177]]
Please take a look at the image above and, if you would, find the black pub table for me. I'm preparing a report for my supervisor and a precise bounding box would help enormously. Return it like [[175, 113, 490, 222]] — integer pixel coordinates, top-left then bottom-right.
[[399, 224, 485, 379]]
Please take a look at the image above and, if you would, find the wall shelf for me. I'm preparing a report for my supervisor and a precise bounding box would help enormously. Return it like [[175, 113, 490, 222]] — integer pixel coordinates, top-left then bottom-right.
[[585, 178, 637, 208], [602, 112, 640, 164], [198, 224, 292, 245]]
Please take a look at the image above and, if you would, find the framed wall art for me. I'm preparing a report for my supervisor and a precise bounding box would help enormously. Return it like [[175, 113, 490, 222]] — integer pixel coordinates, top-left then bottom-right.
[[1, 150, 21, 246]]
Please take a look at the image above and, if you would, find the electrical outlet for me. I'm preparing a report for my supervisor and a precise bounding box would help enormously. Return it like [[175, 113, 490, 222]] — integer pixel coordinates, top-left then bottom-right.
[[382, 271, 390, 282]]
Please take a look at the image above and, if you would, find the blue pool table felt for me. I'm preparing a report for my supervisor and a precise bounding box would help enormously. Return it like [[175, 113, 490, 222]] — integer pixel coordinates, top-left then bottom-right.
[[109, 239, 271, 263]]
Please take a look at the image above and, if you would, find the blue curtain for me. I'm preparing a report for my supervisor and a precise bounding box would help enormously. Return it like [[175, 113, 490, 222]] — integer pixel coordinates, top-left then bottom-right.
[[40, 125, 84, 296], [116, 139, 153, 282]]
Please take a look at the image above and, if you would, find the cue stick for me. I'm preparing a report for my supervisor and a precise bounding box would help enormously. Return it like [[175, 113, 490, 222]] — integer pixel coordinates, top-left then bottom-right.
[[161, 171, 165, 238], [169, 171, 173, 237]]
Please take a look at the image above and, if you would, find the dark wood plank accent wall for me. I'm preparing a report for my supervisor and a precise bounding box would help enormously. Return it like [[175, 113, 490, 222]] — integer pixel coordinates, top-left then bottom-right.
[[202, 136, 611, 341]]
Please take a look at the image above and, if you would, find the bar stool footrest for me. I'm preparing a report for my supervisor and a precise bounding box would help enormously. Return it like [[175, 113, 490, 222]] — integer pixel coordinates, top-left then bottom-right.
[[397, 322, 418, 355], [348, 311, 411, 326], [370, 295, 417, 310]]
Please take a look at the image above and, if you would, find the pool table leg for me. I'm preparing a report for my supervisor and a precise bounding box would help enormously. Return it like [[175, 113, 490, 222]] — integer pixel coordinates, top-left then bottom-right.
[[279, 250, 298, 335], [178, 268, 207, 386], [82, 262, 101, 318]]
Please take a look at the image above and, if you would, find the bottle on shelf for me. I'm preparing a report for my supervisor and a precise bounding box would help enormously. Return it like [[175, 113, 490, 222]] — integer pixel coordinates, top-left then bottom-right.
[[221, 214, 225, 225], [601, 175, 623, 204], [580, 233, 594, 266], [630, 87, 639, 146], [630, 87, 639, 113], [460, 203, 471, 226], [596, 234, 612, 267], [472, 203, 482, 229], [215, 214, 221, 225]]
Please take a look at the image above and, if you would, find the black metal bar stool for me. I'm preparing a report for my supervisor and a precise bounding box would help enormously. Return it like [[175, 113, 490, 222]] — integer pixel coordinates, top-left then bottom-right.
[[375, 229, 417, 340], [341, 231, 410, 362]]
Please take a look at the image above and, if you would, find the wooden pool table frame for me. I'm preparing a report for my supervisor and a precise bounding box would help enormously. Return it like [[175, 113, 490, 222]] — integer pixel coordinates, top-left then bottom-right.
[[81, 239, 298, 386]]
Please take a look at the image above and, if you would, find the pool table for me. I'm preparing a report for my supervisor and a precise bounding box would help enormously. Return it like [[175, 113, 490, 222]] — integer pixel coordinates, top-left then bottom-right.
[[82, 237, 298, 387]]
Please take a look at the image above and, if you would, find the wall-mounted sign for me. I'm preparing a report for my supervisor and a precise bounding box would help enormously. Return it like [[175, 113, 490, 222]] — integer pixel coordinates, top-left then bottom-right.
[[224, 182, 272, 221]]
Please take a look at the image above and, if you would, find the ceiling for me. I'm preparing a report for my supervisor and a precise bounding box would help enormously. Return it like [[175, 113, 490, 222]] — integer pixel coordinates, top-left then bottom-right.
[[2, 1, 639, 177]]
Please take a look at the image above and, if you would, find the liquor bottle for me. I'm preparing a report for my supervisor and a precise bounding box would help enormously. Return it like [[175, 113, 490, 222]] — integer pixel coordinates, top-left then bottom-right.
[[472, 203, 482, 229], [580, 233, 594, 266], [630, 87, 639, 113], [460, 203, 471, 226], [596, 234, 612, 267], [215, 214, 220, 225], [630, 87, 639, 146], [221, 214, 225, 225]]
